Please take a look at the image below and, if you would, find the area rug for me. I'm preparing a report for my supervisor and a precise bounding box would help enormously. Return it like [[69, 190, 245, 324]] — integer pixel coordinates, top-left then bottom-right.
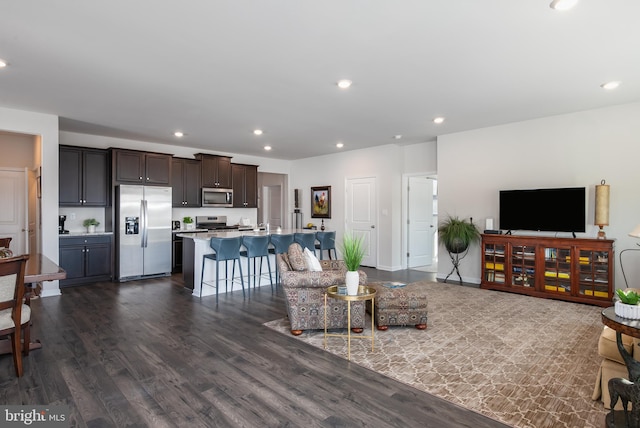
[[264, 281, 608, 428]]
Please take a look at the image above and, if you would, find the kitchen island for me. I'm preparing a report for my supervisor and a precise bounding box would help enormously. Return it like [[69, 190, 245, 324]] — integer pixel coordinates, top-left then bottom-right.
[[178, 229, 318, 297]]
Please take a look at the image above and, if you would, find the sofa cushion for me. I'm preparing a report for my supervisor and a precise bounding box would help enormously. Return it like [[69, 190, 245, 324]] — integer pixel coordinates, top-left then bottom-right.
[[288, 243, 307, 271], [598, 326, 635, 364], [304, 248, 322, 271]]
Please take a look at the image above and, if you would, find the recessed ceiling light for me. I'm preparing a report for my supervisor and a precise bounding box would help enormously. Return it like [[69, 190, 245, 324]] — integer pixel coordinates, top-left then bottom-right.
[[394, 135, 402, 140], [0, 59, 7, 68], [549, 0, 579, 11], [174, 131, 184, 137], [433, 117, 445, 124], [264, 145, 272, 151], [253, 129, 263, 135], [336, 142, 344, 148], [600, 81, 620, 90], [337, 80, 352, 89]]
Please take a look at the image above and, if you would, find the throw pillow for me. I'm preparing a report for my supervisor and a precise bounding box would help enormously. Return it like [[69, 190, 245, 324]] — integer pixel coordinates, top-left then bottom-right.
[[304, 247, 322, 272], [288, 243, 307, 271]]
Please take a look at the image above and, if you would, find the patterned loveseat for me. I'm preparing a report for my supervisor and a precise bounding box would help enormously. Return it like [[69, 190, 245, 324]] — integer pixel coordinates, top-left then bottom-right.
[[277, 247, 367, 335]]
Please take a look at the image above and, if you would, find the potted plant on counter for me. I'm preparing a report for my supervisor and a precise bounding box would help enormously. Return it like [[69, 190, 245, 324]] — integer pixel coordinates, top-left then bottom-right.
[[83, 218, 100, 233], [183, 216, 194, 230], [341, 232, 365, 295]]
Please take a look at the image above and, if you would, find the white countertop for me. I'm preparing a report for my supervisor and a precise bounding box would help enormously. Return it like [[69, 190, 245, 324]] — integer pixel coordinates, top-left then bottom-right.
[[177, 228, 319, 240], [60, 232, 114, 237]]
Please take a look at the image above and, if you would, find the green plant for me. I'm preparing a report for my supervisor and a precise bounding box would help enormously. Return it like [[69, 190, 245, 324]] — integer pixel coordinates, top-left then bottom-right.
[[341, 232, 365, 271], [438, 215, 480, 254], [183, 216, 194, 224], [82, 218, 100, 227], [616, 289, 640, 305]]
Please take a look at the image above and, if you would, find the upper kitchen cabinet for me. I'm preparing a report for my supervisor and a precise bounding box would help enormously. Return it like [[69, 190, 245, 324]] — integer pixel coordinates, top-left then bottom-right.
[[112, 149, 172, 186], [195, 153, 232, 188], [59, 146, 109, 207], [172, 158, 202, 207], [232, 163, 258, 208]]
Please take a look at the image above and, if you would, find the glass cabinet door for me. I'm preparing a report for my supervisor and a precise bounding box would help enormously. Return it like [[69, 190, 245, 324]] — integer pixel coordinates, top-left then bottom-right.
[[484, 243, 505, 284], [511, 245, 535, 288], [543, 247, 572, 293], [578, 249, 610, 300]]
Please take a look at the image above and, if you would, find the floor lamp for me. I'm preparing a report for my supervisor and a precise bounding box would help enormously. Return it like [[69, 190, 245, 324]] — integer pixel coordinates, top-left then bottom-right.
[[620, 224, 640, 288]]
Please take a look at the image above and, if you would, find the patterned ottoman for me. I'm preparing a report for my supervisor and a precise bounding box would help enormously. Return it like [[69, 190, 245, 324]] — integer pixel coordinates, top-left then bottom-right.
[[367, 282, 428, 330]]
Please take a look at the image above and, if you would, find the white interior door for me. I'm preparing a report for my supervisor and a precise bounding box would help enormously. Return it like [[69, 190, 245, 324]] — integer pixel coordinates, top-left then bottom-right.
[[0, 168, 27, 254], [345, 177, 377, 267], [408, 176, 434, 268]]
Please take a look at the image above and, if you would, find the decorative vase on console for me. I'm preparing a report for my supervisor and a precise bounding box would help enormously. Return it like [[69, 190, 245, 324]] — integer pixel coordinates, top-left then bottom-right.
[[341, 232, 365, 296], [614, 289, 640, 320]]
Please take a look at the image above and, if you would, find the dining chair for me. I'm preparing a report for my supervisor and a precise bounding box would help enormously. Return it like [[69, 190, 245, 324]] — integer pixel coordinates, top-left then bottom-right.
[[315, 231, 337, 260], [0, 254, 30, 377], [201, 236, 245, 302]]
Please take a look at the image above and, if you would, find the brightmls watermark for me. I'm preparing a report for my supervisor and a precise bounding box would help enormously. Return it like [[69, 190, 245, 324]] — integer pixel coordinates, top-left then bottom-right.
[[1, 406, 69, 427]]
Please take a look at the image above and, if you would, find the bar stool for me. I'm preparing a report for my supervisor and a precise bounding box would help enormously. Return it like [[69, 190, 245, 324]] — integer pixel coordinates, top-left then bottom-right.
[[294, 232, 317, 254], [315, 231, 337, 260], [201, 236, 245, 302], [240, 235, 273, 292], [269, 233, 294, 284]]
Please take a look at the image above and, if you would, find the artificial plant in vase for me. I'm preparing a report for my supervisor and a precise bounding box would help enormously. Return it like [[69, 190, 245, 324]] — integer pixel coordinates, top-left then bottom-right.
[[615, 289, 640, 319], [83, 218, 100, 233], [341, 232, 365, 295], [183, 216, 194, 230]]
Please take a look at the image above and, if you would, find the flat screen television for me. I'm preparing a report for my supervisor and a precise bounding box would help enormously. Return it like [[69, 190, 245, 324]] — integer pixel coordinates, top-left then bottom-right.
[[499, 187, 586, 233]]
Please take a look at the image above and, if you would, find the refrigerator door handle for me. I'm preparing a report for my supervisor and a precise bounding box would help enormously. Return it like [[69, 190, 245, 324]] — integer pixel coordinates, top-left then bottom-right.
[[141, 199, 148, 248]]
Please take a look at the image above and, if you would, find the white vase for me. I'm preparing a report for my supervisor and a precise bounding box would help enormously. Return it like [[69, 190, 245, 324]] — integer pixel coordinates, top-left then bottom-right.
[[88, 225, 96, 233], [615, 301, 640, 319], [346, 271, 359, 295]]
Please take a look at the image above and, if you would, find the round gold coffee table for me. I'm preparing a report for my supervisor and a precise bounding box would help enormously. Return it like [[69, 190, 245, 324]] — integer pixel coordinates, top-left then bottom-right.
[[324, 285, 376, 361]]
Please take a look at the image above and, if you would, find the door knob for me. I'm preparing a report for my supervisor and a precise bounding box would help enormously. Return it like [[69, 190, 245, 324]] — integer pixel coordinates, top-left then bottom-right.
[[371, 225, 375, 229]]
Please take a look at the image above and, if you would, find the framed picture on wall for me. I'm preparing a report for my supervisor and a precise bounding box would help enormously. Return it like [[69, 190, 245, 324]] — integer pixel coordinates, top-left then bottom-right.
[[311, 186, 331, 218]]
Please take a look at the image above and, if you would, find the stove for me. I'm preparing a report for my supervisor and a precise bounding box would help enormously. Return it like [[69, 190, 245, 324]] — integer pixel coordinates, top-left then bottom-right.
[[195, 215, 239, 231]]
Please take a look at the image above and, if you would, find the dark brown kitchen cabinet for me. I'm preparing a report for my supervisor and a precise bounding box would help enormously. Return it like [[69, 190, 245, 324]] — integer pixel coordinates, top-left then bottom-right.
[[172, 158, 201, 207], [232, 163, 258, 208], [59, 146, 109, 206], [195, 153, 232, 188], [59, 235, 112, 287], [112, 149, 172, 186]]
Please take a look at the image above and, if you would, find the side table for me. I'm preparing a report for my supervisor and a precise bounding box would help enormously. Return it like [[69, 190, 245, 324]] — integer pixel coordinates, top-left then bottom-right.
[[324, 285, 376, 361], [601, 306, 640, 428]]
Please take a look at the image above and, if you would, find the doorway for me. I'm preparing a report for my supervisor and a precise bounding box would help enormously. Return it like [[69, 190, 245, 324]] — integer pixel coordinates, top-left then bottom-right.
[[0, 131, 40, 256], [403, 174, 438, 272], [258, 172, 287, 228]]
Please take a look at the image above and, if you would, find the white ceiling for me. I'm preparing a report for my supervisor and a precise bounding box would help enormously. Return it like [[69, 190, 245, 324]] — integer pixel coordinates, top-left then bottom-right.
[[1, 1, 639, 160]]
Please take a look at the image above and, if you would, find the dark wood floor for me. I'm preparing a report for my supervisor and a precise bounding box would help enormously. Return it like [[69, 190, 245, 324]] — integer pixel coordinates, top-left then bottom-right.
[[0, 268, 509, 428]]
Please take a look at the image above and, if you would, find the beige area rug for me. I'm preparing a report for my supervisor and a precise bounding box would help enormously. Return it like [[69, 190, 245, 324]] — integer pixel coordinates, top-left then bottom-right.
[[264, 281, 608, 428]]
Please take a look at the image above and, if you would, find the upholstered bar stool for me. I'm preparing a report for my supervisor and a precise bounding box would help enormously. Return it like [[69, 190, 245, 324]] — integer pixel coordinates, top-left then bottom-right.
[[240, 235, 273, 292], [269, 233, 294, 284], [201, 236, 244, 302], [294, 232, 317, 254], [315, 231, 337, 260]]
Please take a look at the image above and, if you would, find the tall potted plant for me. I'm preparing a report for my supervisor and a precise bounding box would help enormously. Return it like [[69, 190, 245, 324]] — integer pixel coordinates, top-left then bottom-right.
[[342, 232, 365, 295], [438, 215, 480, 284]]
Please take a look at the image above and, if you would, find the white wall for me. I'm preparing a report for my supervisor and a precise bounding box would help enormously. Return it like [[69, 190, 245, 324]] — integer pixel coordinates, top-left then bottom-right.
[[0, 107, 60, 297], [292, 144, 408, 270], [437, 101, 640, 288]]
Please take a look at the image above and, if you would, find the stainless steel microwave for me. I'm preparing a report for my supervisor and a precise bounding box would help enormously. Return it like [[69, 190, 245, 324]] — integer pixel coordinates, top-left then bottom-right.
[[202, 188, 233, 207]]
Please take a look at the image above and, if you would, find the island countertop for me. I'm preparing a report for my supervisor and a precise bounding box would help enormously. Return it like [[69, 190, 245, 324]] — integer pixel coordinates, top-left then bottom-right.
[[177, 228, 318, 241]]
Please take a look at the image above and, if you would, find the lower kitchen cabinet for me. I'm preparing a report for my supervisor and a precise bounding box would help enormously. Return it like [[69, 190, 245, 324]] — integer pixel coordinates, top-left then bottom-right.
[[59, 235, 113, 287]]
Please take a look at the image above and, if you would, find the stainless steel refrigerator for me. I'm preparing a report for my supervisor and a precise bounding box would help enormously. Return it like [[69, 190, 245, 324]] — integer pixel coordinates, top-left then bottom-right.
[[116, 185, 172, 281]]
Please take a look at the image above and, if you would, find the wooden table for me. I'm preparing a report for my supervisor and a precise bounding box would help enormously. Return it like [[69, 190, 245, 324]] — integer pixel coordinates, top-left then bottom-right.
[[0, 254, 66, 355], [601, 306, 640, 428]]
